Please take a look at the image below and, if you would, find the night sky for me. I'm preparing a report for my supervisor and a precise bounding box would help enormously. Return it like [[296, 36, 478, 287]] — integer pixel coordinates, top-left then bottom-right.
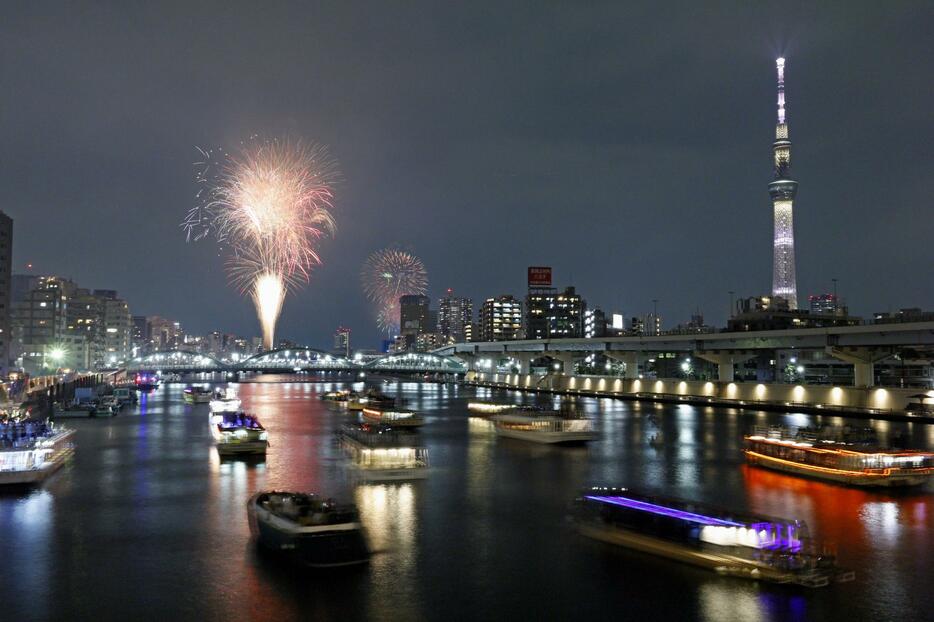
[[3, 2, 932, 348]]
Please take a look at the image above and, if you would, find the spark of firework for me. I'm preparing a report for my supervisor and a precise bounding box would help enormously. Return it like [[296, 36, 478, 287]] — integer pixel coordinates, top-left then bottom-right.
[[361, 248, 428, 336], [183, 139, 337, 349]]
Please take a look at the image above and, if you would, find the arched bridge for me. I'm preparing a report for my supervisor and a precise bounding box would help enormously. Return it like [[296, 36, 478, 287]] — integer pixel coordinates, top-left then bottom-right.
[[124, 349, 467, 375]]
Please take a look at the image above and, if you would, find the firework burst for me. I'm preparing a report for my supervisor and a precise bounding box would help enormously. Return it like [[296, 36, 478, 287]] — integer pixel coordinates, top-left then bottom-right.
[[361, 248, 428, 336], [184, 139, 337, 349]]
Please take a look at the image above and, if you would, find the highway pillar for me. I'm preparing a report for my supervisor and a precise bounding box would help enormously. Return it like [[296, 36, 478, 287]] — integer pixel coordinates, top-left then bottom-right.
[[826, 347, 893, 388], [694, 351, 756, 382], [512, 352, 533, 375], [551, 352, 575, 374], [617, 352, 644, 379]]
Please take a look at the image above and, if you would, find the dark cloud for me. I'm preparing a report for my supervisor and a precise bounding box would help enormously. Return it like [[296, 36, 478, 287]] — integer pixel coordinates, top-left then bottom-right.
[[2, 1, 932, 346]]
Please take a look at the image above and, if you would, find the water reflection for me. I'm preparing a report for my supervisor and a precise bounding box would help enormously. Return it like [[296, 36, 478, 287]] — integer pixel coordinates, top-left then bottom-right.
[[0, 380, 932, 621], [356, 483, 423, 621]]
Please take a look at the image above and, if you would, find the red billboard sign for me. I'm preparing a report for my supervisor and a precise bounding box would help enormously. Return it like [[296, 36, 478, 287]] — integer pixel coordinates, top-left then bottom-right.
[[527, 266, 552, 287]]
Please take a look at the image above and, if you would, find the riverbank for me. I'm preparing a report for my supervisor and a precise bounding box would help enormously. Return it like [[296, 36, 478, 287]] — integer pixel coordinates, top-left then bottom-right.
[[464, 371, 934, 423]]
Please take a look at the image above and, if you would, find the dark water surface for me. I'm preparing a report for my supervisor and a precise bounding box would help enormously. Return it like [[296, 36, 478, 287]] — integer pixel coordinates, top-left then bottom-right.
[[1, 378, 932, 622]]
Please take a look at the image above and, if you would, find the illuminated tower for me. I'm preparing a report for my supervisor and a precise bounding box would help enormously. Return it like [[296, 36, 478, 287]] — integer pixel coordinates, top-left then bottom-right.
[[769, 57, 798, 309]]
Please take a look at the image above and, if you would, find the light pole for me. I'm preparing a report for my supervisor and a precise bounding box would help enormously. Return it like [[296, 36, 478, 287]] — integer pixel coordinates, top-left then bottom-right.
[[652, 299, 658, 335]]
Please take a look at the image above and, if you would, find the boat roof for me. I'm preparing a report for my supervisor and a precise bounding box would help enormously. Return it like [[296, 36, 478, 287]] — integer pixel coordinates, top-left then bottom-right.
[[581, 487, 801, 529], [745, 434, 934, 458]]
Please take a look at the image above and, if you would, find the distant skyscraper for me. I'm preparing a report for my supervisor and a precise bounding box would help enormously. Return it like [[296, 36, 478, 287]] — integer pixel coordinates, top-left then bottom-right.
[[333, 326, 351, 357], [770, 57, 799, 309]]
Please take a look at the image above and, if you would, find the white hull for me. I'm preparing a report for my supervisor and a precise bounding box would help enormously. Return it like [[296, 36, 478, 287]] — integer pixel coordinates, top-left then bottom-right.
[[494, 427, 597, 444]]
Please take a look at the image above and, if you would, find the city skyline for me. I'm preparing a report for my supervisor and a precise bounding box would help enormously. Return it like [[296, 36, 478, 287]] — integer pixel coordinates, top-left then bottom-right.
[[2, 4, 932, 348]]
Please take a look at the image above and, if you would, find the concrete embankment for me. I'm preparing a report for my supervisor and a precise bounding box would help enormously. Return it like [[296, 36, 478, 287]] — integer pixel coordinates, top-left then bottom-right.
[[464, 371, 933, 422]]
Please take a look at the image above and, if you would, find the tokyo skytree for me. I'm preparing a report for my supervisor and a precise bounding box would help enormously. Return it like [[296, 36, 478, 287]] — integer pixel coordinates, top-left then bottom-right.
[[769, 57, 799, 309]]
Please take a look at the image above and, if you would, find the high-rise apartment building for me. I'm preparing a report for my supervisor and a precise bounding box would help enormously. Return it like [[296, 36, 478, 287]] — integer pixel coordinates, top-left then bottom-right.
[[480, 295, 522, 342], [525, 286, 585, 339], [437, 289, 472, 344], [11, 276, 76, 372]]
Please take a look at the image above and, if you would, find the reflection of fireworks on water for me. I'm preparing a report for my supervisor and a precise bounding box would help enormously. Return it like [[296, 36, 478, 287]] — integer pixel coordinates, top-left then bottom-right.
[[361, 248, 428, 335], [183, 139, 337, 349]]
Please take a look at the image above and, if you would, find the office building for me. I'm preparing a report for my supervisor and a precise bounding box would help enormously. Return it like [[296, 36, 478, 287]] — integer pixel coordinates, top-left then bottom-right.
[[526, 286, 585, 340]]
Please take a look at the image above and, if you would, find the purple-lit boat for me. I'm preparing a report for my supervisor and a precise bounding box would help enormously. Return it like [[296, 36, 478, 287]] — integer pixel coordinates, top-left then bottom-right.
[[574, 487, 854, 588]]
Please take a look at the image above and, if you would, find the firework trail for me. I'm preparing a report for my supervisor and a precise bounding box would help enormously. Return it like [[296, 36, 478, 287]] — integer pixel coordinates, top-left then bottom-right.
[[183, 139, 337, 349], [361, 248, 428, 336]]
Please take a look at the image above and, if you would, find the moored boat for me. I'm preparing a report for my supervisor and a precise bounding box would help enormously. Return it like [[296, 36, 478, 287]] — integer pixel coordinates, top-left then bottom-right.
[[212, 412, 268, 455], [361, 406, 425, 428], [183, 386, 213, 404], [491, 410, 596, 444], [744, 426, 934, 487], [0, 421, 75, 486], [574, 486, 855, 588], [248, 491, 370, 568], [338, 423, 429, 480]]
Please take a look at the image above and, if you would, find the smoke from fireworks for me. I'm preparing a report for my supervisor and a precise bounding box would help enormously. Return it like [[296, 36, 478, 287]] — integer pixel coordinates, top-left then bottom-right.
[[183, 139, 337, 349], [361, 248, 428, 336]]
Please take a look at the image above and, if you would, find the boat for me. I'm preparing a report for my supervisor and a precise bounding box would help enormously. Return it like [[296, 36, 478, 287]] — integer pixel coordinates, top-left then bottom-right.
[[361, 406, 425, 428], [491, 410, 596, 444], [0, 421, 75, 486], [338, 423, 429, 480], [211, 412, 268, 455], [52, 401, 96, 418], [100, 395, 123, 415], [467, 402, 518, 415], [183, 386, 213, 404], [135, 372, 159, 391], [320, 390, 351, 402], [347, 389, 395, 411], [574, 486, 855, 588], [209, 387, 241, 413], [468, 402, 545, 415], [744, 425, 934, 487], [248, 491, 370, 567], [112, 387, 137, 406]]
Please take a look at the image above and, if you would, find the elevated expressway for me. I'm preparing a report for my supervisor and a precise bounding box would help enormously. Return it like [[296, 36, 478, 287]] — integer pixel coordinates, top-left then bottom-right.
[[434, 321, 934, 388]]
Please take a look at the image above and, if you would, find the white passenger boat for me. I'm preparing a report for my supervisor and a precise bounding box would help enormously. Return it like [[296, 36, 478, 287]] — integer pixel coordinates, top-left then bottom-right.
[[0, 421, 75, 486], [338, 424, 429, 481], [491, 411, 596, 444], [212, 412, 268, 456]]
